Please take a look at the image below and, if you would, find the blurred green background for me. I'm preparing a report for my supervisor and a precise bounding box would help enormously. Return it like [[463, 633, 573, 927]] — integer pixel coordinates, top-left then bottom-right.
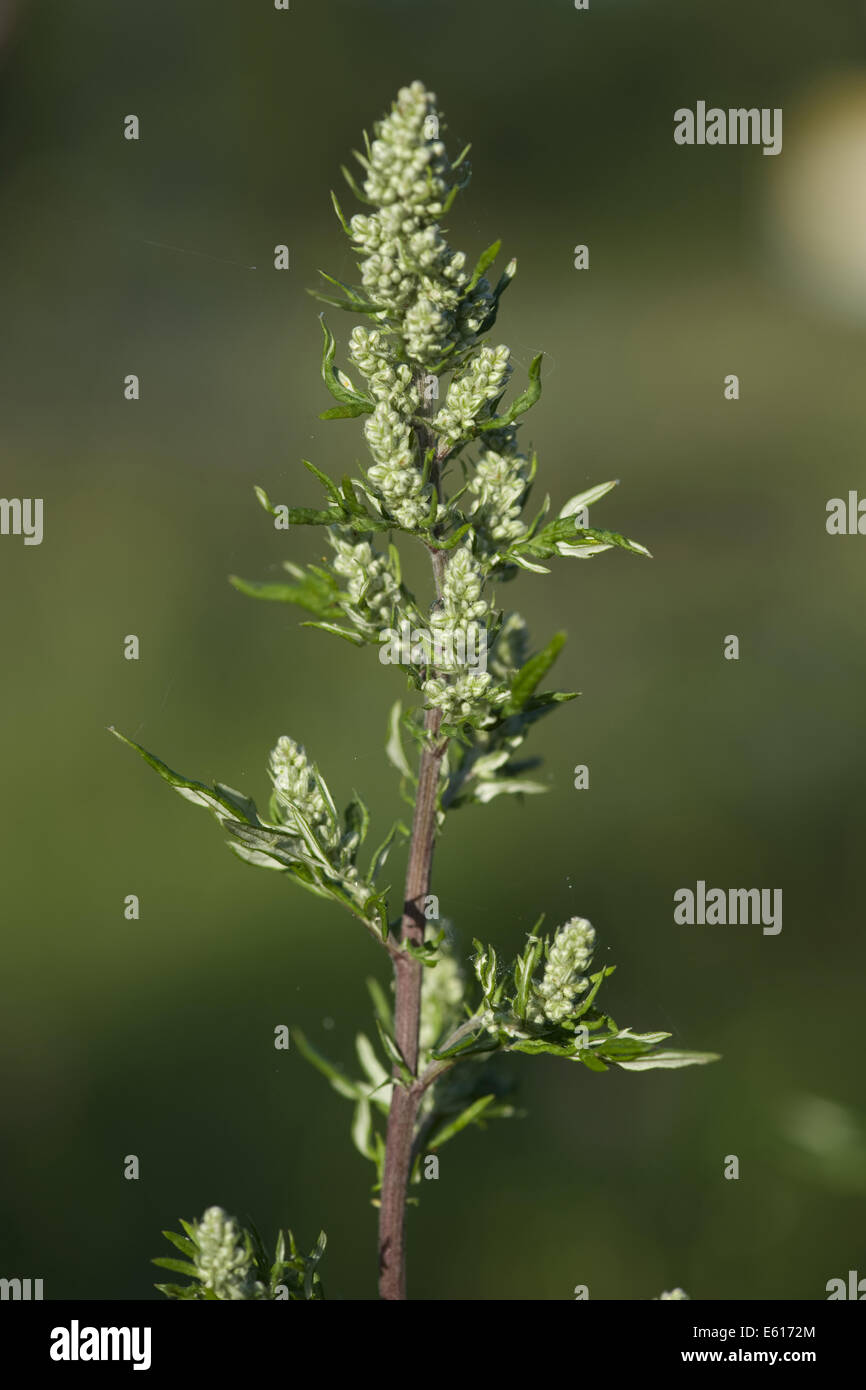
[[1, 0, 865, 1300]]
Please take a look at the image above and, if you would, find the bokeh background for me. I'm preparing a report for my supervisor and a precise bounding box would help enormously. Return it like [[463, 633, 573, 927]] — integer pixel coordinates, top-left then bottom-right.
[[1, 0, 865, 1300]]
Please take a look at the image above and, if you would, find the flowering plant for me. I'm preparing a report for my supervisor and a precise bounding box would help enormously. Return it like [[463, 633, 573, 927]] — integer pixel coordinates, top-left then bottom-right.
[[114, 80, 717, 1301]]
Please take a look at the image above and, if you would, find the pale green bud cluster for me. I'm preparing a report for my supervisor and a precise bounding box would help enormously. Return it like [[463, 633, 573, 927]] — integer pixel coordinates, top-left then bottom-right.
[[348, 327, 419, 411], [434, 345, 511, 445], [423, 671, 508, 723], [268, 736, 340, 848], [526, 917, 596, 1025], [467, 447, 531, 547], [363, 402, 430, 529], [431, 545, 488, 627], [193, 1207, 262, 1301], [328, 530, 401, 631], [658, 1288, 690, 1300], [348, 81, 494, 366], [423, 546, 509, 719]]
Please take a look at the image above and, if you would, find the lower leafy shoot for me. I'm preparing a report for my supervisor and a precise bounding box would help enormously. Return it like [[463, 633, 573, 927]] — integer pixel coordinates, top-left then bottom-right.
[[291, 922, 717, 1206], [462, 917, 720, 1072], [108, 726, 403, 946], [153, 1207, 326, 1301]]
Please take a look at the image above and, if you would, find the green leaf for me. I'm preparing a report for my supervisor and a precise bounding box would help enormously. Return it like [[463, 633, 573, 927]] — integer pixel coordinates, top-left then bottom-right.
[[363, 891, 391, 943], [254, 484, 279, 517], [366, 818, 407, 883], [329, 191, 352, 236], [109, 728, 261, 827], [514, 933, 545, 1018], [303, 1232, 327, 1302], [477, 353, 542, 431], [343, 791, 370, 847], [293, 1029, 363, 1101], [563, 526, 652, 559], [613, 1049, 721, 1071], [160, 1231, 198, 1260], [355, 1032, 392, 1103], [299, 620, 366, 646], [302, 459, 343, 506], [366, 976, 393, 1036], [576, 1052, 610, 1073], [465, 239, 501, 295], [251, 484, 341, 528], [472, 778, 548, 803], [319, 316, 374, 414], [427, 1094, 497, 1149], [340, 161, 373, 204], [152, 1257, 201, 1278], [559, 479, 619, 514], [385, 701, 414, 780], [435, 523, 474, 552], [507, 632, 566, 712], [431, 1029, 499, 1061], [572, 965, 617, 1020], [229, 569, 342, 617], [154, 1282, 201, 1300], [351, 1095, 377, 1160], [375, 1019, 413, 1085], [516, 515, 651, 562], [319, 402, 374, 421], [309, 269, 381, 316]]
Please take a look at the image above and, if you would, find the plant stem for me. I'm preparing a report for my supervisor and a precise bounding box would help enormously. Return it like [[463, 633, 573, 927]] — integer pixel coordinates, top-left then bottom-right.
[[377, 372, 446, 1300]]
